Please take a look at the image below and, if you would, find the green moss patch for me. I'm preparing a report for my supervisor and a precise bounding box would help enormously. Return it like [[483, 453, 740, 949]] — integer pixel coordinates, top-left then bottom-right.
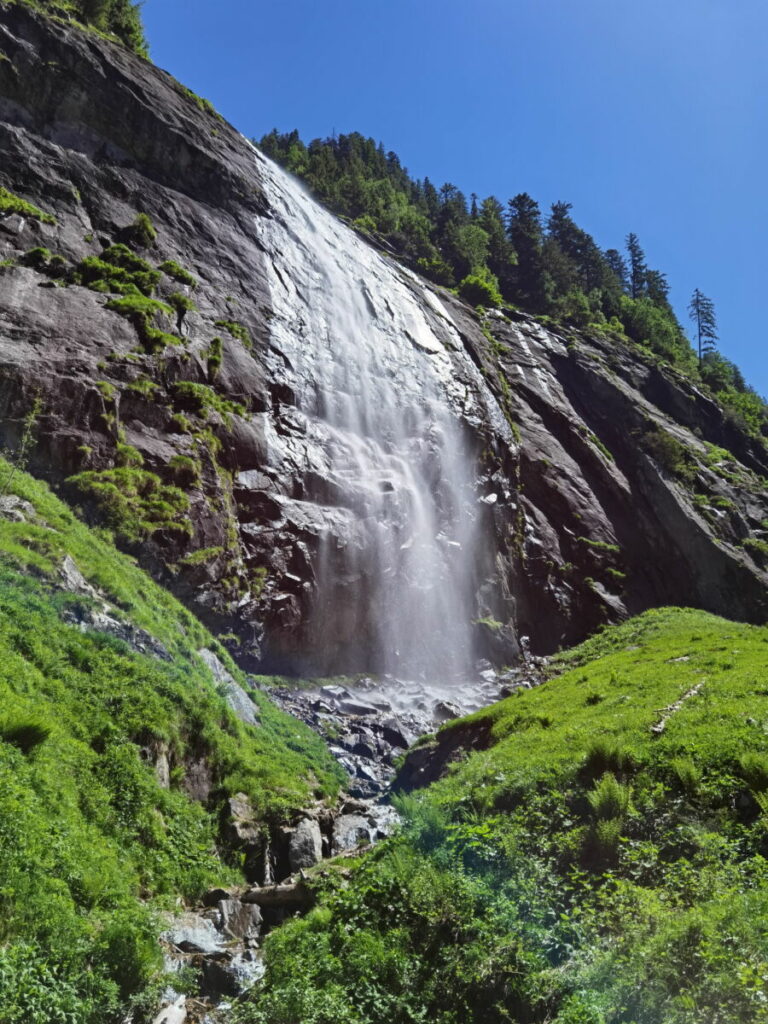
[[0, 185, 56, 224]]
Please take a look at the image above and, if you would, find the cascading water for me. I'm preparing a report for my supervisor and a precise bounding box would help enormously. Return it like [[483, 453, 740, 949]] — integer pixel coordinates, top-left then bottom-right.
[[251, 150, 506, 681]]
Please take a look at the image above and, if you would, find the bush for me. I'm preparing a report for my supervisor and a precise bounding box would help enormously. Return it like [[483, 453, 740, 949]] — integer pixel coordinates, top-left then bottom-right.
[[76, 245, 160, 298], [587, 773, 631, 819], [128, 213, 157, 248], [739, 754, 768, 793], [0, 716, 51, 754], [458, 273, 503, 308], [66, 466, 191, 542], [207, 337, 223, 380], [642, 427, 694, 481], [167, 454, 201, 488], [104, 294, 177, 353], [583, 737, 634, 777]]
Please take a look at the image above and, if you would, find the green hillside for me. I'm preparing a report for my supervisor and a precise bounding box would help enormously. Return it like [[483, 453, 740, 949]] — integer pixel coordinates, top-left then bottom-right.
[[0, 458, 343, 1022], [238, 608, 768, 1024]]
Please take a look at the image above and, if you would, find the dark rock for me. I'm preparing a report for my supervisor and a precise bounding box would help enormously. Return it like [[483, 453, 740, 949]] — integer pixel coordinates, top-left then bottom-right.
[[337, 698, 379, 717], [433, 700, 461, 723], [241, 880, 313, 911], [379, 716, 415, 749], [202, 887, 233, 908], [0, 2, 765, 687]]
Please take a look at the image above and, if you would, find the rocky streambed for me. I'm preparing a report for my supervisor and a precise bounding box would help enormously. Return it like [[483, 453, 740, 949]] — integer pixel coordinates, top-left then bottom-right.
[[153, 660, 546, 1022]]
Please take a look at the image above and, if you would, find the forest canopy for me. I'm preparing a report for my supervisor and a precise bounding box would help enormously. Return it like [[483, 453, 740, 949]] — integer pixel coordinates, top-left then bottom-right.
[[260, 129, 768, 444]]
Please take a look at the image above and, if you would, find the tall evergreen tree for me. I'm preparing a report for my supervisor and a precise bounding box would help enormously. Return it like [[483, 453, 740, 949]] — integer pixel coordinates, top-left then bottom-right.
[[507, 193, 552, 311], [626, 233, 647, 299], [604, 249, 629, 292], [688, 289, 718, 366]]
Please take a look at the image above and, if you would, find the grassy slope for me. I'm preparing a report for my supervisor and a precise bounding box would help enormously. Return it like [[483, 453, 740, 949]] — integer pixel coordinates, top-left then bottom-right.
[[0, 458, 343, 1023], [240, 607, 768, 1024]]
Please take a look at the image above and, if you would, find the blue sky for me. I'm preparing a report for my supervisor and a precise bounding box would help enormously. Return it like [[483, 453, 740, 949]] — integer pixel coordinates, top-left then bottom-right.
[[144, 0, 767, 397]]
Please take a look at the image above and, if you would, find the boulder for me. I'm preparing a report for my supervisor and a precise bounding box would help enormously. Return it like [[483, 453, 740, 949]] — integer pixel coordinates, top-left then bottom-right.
[[288, 818, 323, 872], [218, 898, 262, 942]]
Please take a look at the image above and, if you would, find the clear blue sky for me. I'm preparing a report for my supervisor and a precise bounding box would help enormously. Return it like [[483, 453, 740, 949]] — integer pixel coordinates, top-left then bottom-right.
[[144, 0, 767, 397]]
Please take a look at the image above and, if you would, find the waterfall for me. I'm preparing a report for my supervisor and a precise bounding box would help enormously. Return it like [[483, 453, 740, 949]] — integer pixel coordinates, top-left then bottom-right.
[[251, 151, 500, 681]]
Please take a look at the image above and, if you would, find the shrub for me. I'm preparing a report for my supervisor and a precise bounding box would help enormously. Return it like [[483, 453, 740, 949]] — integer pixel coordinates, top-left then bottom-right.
[[458, 273, 503, 308], [76, 245, 160, 298], [642, 427, 694, 481], [739, 754, 768, 793], [167, 454, 201, 488], [104, 294, 177, 353], [0, 715, 51, 754], [172, 381, 245, 422], [742, 538, 768, 567], [66, 467, 192, 543], [671, 757, 701, 795], [583, 737, 634, 776], [21, 247, 52, 270], [587, 773, 631, 819], [129, 213, 157, 248], [115, 443, 144, 468], [207, 337, 223, 380]]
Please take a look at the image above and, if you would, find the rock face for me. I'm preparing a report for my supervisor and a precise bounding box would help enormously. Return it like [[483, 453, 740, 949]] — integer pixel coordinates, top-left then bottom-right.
[[0, 4, 765, 682]]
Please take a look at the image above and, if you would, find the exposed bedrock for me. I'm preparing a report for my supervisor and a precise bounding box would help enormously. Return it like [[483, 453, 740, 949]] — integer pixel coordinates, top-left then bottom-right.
[[0, 3, 765, 680]]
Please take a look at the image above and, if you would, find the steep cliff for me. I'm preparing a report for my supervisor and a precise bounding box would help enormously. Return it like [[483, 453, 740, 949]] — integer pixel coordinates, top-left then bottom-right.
[[0, 2, 765, 685]]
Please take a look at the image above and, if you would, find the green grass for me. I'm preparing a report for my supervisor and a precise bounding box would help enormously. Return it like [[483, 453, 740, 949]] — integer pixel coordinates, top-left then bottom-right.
[[172, 380, 246, 423], [0, 185, 56, 224], [159, 259, 197, 288], [66, 466, 192, 543], [0, 457, 343, 1021], [238, 607, 768, 1024], [215, 318, 252, 350]]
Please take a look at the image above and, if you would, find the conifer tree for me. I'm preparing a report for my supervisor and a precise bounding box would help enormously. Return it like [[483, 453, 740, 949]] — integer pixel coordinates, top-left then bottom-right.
[[688, 288, 718, 365], [626, 233, 647, 299], [507, 193, 552, 311], [604, 249, 629, 292]]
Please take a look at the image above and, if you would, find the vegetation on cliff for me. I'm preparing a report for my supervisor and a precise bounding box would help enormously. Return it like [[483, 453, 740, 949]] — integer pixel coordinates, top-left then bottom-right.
[[0, 458, 343, 1022], [237, 608, 768, 1024], [260, 130, 767, 446], [14, 0, 147, 55]]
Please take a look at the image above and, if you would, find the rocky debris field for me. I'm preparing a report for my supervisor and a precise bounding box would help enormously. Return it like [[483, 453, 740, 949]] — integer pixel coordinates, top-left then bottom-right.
[[154, 659, 547, 1021], [267, 659, 548, 798]]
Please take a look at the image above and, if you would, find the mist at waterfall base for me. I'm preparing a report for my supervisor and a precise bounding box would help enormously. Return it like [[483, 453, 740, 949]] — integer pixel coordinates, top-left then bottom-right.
[[253, 151, 508, 687]]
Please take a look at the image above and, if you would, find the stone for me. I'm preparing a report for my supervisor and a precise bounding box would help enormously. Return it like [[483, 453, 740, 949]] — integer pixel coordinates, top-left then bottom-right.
[[288, 818, 323, 872], [198, 648, 259, 727], [319, 685, 351, 702], [218, 898, 262, 941], [332, 814, 374, 855], [202, 887, 233, 907], [433, 700, 461, 723], [162, 912, 223, 955], [152, 996, 187, 1024], [0, 213, 25, 235], [337, 698, 379, 717], [379, 717, 415, 749]]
